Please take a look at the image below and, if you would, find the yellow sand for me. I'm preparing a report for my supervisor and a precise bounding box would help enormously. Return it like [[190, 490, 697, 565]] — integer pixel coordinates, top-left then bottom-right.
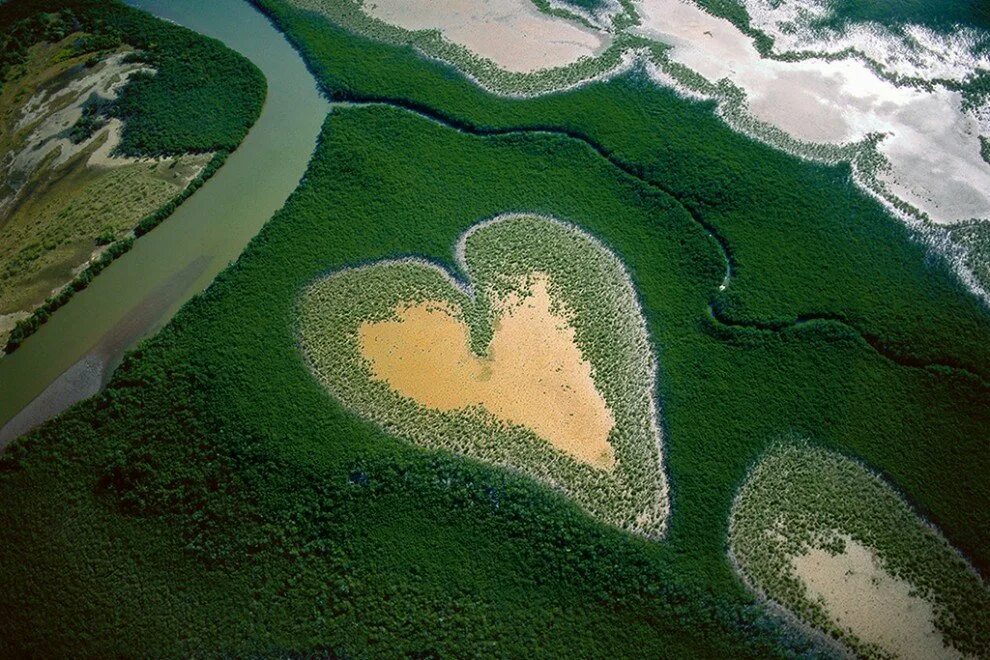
[[791, 537, 959, 659], [358, 275, 616, 469]]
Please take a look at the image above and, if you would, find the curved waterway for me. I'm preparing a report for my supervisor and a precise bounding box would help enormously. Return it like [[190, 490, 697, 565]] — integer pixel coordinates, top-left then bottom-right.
[[0, 0, 329, 446]]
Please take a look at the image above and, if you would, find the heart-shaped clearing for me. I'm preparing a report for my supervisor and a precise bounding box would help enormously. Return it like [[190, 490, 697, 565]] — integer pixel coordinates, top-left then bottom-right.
[[298, 214, 668, 538], [358, 274, 616, 470]]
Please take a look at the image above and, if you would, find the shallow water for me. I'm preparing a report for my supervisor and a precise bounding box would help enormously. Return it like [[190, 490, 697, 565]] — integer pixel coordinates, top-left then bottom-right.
[[0, 0, 329, 445], [633, 0, 990, 225]]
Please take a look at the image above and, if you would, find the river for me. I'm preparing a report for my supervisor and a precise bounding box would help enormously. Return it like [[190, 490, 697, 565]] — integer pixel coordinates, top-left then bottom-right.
[[0, 0, 329, 446]]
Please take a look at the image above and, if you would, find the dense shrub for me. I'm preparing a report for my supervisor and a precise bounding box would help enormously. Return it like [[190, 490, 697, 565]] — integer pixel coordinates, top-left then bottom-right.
[[0, 1, 987, 656], [0, 0, 264, 352], [0, 0, 267, 156]]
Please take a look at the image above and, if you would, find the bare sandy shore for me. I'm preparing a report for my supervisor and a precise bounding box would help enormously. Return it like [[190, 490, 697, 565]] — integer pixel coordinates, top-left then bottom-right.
[[358, 274, 617, 469], [792, 536, 959, 659], [362, 0, 610, 73], [632, 0, 990, 225], [1, 53, 154, 215]]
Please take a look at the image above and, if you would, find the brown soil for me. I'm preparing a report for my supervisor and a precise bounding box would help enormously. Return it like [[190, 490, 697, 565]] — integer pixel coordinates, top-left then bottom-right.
[[358, 274, 616, 469], [791, 536, 959, 659]]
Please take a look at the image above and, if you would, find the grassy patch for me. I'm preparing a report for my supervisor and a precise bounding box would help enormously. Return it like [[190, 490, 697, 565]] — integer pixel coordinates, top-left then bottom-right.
[[0, 0, 265, 350], [729, 442, 990, 656], [299, 215, 668, 538], [0, 158, 195, 314]]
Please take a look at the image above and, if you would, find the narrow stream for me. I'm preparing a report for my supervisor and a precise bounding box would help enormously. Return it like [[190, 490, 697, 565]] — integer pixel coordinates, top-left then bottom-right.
[[0, 0, 329, 445]]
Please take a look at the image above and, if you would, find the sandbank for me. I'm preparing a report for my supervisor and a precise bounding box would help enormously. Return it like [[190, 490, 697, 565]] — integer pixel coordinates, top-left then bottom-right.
[[361, 0, 610, 73]]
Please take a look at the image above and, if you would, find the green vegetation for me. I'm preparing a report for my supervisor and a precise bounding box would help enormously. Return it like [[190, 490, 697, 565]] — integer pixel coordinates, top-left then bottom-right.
[[0, 101, 834, 657], [95, 226, 117, 246], [300, 215, 668, 538], [0, 8, 78, 93], [0, 0, 988, 656], [0, 0, 265, 351], [807, 0, 990, 33], [4, 150, 227, 352], [729, 442, 990, 657], [549, 0, 610, 13], [67, 96, 112, 144], [0, 0, 267, 157]]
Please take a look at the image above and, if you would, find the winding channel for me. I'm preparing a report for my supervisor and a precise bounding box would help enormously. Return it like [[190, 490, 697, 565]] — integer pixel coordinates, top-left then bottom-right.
[[0, 0, 329, 446], [2, 0, 985, 449], [330, 96, 990, 387]]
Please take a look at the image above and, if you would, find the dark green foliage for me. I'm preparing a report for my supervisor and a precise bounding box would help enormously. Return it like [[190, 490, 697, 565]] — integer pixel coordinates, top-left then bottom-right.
[[812, 0, 990, 33], [106, 24, 266, 156], [0, 105, 830, 656], [0, 8, 74, 93], [0, 0, 988, 656], [67, 94, 112, 143], [94, 226, 115, 245], [550, 0, 608, 12], [0, 0, 266, 156]]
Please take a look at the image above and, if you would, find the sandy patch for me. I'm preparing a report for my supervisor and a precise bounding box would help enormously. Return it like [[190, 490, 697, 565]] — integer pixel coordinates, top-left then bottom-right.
[[360, 0, 610, 73], [2, 54, 154, 205], [631, 0, 990, 224], [85, 119, 149, 169], [792, 537, 959, 659], [0, 255, 211, 447], [358, 274, 616, 469]]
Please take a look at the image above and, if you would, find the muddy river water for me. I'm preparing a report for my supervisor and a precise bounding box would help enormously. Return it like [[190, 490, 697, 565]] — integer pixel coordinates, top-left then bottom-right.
[[0, 0, 329, 445]]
